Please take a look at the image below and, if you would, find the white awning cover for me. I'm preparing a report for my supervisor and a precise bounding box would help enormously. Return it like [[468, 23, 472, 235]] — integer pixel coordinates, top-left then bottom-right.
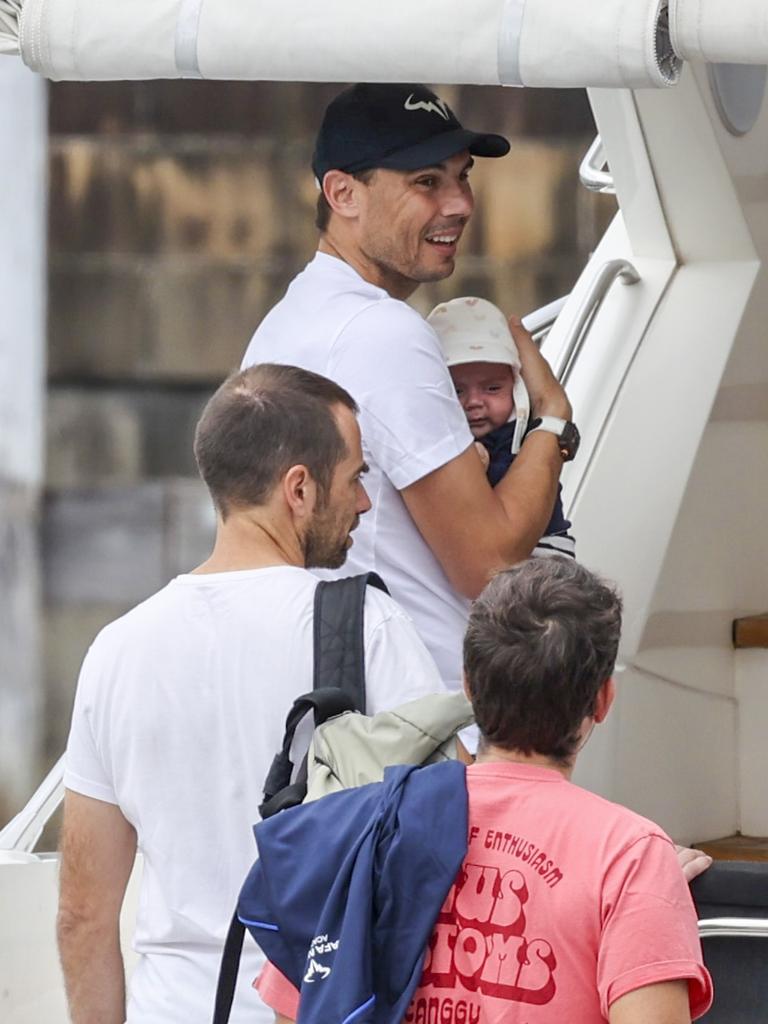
[[1, 0, 682, 87], [671, 0, 768, 64], [0, 0, 765, 84]]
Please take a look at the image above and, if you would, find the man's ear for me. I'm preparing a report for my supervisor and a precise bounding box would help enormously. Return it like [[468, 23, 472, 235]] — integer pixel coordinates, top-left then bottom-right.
[[323, 170, 365, 220], [283, 464, 317, 520], [593, 677, 616, 724]]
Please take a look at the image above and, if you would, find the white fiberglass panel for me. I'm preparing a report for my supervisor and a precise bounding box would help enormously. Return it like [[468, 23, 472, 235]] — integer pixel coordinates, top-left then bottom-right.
[[736, 652, 768, 835], [0, 854, 140, 1024], [574, 666, 738, 844]]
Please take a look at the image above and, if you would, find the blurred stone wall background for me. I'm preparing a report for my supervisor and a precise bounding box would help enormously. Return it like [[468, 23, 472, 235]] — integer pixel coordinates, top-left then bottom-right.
[[4, 79, 617, 826]]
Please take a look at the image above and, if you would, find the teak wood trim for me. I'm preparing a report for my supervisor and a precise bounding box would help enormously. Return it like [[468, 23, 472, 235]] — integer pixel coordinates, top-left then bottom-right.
[[733, 614, 768, 649]]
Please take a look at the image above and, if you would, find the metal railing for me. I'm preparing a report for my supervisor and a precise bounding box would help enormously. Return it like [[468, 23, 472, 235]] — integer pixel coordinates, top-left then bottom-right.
[[579, 135, 615, 195], [521, 295, 568, 346], [554, 258, 640, 386], [699, 917, 768, 939]]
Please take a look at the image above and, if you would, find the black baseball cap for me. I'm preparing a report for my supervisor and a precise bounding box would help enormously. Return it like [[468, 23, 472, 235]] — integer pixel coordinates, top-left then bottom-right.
[[312, 83, 510, 183]]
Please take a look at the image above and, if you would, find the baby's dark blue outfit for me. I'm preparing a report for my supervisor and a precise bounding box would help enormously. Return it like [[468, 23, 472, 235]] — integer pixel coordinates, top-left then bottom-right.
[[481, 420, 576, 557]]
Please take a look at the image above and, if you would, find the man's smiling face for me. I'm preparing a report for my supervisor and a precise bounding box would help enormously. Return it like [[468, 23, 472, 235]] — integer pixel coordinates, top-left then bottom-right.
[[353, 150, 474, 296]]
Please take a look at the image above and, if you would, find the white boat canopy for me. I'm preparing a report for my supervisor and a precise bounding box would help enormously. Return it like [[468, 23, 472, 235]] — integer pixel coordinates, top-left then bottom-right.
[[2, 0, 766, 85], [2, 0, 767, 85], [0, 0, 685, 86], [671, 0, 768, 65], [0, 1, 765, 82]]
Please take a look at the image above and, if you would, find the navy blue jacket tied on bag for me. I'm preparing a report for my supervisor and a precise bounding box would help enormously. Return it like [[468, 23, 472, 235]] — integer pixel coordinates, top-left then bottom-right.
[[238, 761, 468, 1024]]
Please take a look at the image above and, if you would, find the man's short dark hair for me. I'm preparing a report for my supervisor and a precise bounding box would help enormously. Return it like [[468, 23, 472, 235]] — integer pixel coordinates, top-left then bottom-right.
[[464, 559, 623, 764], [194, 363, 357, 519]]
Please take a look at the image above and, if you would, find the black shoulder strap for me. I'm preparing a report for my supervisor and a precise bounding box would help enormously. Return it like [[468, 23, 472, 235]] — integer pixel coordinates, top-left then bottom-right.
[[222, 573, 391, 1020], [312, 571, 389, 713], [258, 687, 357, 819], [258, 573, 389, 821], [211, 911, 245, 1024]]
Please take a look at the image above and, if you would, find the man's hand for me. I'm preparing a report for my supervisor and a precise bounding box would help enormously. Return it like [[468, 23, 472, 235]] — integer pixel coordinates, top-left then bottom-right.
[[57, 790, 137, 1024], [509, 316, 572, 421], [675, 844, 713, 883]]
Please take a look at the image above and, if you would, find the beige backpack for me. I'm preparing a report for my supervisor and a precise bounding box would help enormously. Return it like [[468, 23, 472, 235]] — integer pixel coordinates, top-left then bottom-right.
[[305, 689, 474, 802]]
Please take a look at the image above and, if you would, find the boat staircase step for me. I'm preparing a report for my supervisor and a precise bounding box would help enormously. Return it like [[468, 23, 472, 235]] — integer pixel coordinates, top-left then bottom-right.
[[732, 613, 768, 648], [694, 835, 768, 863], [690, 860, 768, 1023]]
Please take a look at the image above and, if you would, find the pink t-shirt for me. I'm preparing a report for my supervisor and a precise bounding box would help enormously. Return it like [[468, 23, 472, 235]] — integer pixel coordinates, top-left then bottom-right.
[[256, 762, 712, 1022]]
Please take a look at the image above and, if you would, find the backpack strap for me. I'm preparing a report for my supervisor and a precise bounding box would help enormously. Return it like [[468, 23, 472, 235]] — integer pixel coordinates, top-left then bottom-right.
[[312, 572, 389, 713], [258, 688, 357, 819], [258, 573, 390, 820], [219, 573, 395, 1020], [211, 911, 246, 1024]]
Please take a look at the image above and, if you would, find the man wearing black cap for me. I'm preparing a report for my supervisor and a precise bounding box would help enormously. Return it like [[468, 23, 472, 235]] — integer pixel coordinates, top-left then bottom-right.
[[242, 83, 575, 711]]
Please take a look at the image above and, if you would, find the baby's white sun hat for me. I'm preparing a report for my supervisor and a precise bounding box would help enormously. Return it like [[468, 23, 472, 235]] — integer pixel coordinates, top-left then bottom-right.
[[428, 296, 530, 453]]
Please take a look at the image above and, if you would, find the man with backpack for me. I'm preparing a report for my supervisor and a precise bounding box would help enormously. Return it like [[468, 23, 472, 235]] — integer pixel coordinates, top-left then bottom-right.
[[56, 364, 446, 1024], [233, 559, 713, 1024]]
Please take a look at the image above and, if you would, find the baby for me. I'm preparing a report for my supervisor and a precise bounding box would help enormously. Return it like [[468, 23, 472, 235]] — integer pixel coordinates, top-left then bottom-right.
[[428, 296, 575, 558]]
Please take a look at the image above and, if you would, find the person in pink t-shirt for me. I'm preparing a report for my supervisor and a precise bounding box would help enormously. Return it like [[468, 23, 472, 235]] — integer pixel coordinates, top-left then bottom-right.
[[255, 558, 713, 1024]]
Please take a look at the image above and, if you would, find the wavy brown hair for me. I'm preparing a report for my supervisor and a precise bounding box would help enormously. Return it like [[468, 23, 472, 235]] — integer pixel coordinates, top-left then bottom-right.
[[464, 559, 622, 765]]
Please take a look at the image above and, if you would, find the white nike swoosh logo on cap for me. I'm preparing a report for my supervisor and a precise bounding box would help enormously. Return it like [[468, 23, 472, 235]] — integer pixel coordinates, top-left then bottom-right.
[[404, 94, 451, 120]]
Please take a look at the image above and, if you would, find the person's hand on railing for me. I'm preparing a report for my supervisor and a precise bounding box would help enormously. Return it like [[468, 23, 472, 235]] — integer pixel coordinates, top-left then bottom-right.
[[508, 315, 572, 421], [675, 844, 713, 883]]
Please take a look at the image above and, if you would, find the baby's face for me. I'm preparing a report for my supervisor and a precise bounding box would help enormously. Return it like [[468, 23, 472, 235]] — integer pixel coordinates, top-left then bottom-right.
[[449, 362, 516, 439]]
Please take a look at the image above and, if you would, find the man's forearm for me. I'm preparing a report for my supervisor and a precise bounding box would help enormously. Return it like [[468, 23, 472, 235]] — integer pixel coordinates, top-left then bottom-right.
[[488, 316, 571, 562], [609, 980, 691, 1024], [492, 431, 565, 561], [58, 914, 126, 1024]]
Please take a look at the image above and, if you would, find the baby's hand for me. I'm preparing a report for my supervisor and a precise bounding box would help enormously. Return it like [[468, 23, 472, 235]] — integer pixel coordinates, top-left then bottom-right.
[[474, 442, 490, 470]]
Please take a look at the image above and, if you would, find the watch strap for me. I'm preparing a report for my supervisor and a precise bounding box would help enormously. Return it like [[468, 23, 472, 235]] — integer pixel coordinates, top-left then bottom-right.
[[528, 416, 568, 436]]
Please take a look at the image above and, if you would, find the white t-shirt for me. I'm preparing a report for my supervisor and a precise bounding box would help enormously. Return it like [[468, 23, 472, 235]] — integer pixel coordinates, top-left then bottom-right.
[[64, 565, 444, 1024], [242, 252, 474, 691]]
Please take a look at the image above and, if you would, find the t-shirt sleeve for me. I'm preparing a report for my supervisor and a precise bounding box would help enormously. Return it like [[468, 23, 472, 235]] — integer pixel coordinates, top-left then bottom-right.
[[328, 301, 473, 490], [63, 643, 119, 805], [363, 590, 447, 715], [598, 834, 713, 1019], [255, 960, 300, 1020]]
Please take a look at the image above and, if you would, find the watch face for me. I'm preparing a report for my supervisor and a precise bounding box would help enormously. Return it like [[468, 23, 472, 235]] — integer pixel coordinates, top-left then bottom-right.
[[560, 422, 580, 461]]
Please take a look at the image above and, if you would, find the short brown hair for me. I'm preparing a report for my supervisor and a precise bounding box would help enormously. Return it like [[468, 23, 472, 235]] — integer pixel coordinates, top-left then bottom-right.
[[464, 559, 622, 764], [315, 168, 376, 232], [194, 364, 357, 519]]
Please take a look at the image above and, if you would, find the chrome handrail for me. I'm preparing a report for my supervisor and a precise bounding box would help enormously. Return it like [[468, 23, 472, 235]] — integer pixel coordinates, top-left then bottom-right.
[[699, 917, 768, 939], [0, 755, 65, 853], [521, 295, 568, 346], [554, 258, 640, 386], [579, 135, 615, 195]]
